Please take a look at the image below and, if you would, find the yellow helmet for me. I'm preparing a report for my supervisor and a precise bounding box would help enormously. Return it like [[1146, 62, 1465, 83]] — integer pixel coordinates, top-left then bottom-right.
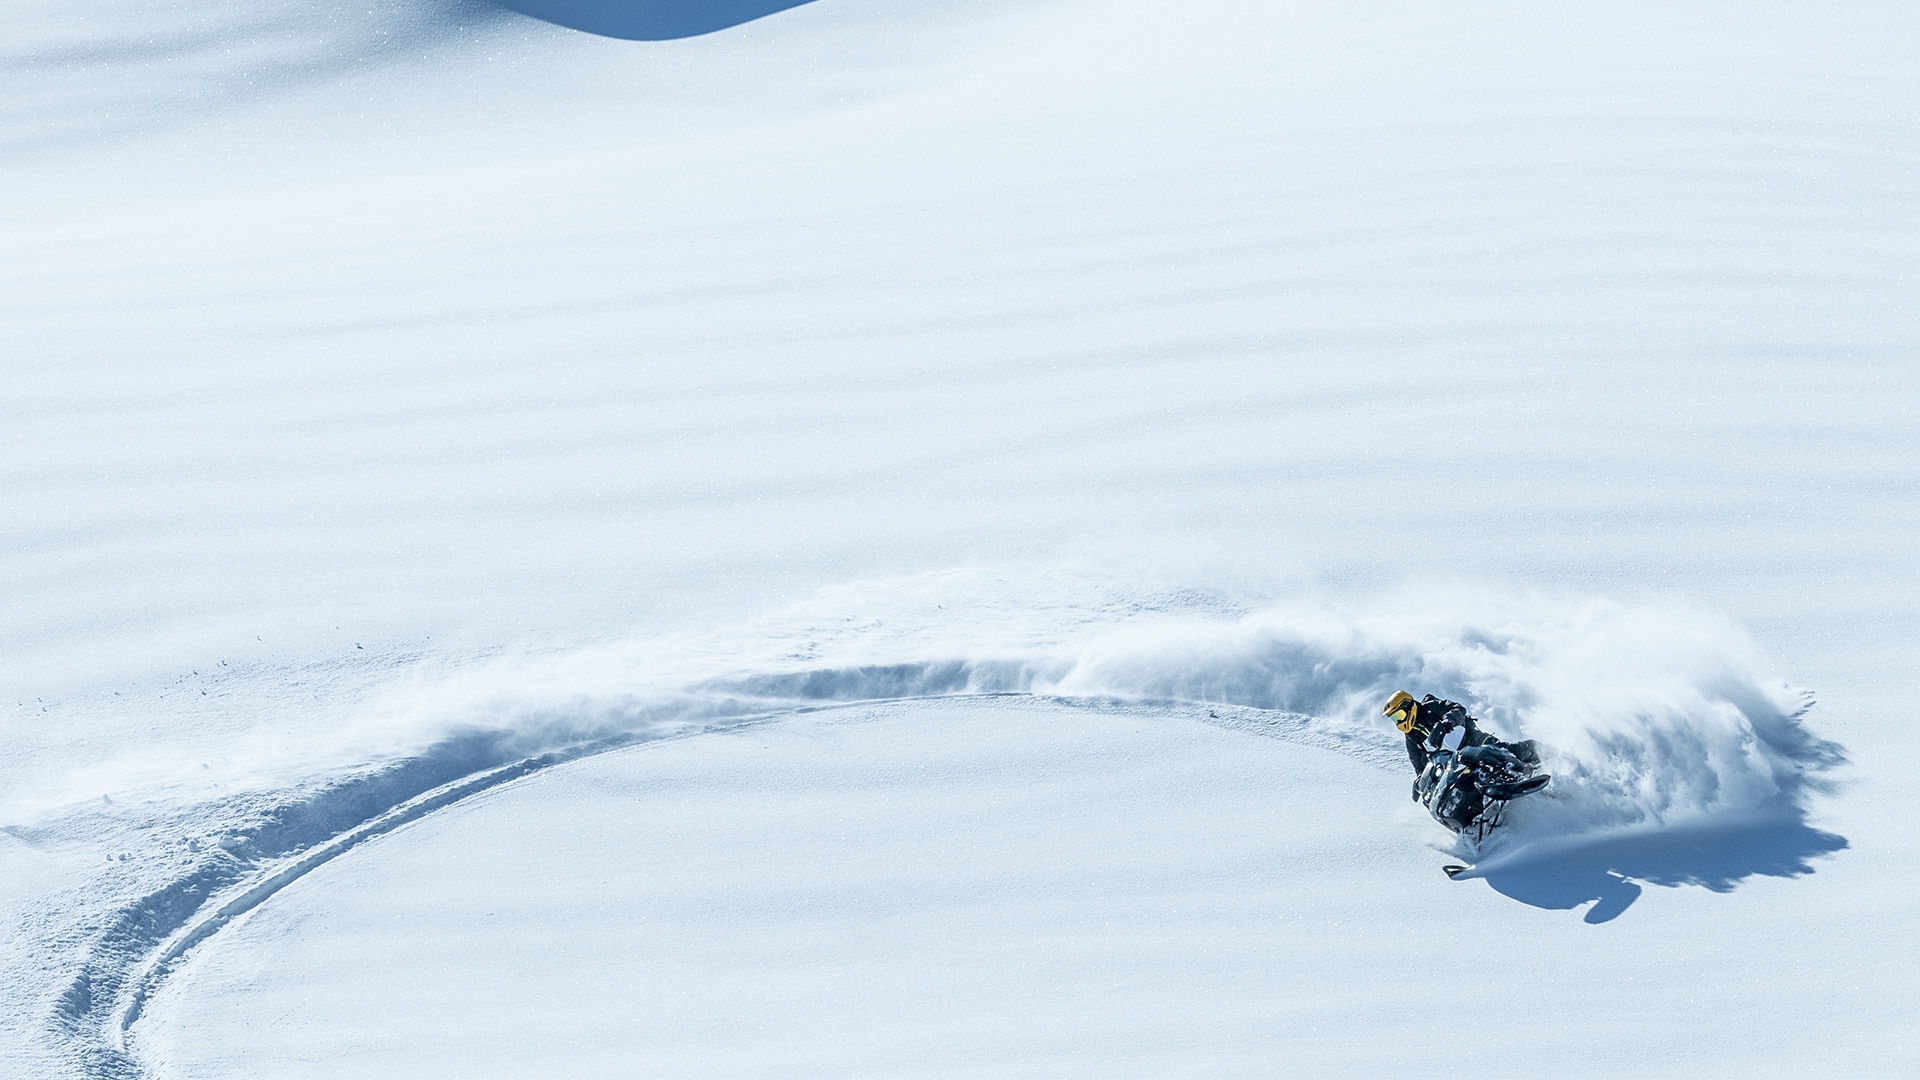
[[1384, 690, 1419, 733]]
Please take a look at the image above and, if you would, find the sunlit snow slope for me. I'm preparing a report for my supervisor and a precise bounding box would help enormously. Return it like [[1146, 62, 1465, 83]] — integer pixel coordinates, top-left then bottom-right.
[[135, 698, 1851, 1079], [3, 1, 1917, 1077]]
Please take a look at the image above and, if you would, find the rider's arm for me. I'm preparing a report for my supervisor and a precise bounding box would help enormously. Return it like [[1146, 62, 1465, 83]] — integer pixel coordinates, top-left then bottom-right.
[[1423, 718, 1467, 753]]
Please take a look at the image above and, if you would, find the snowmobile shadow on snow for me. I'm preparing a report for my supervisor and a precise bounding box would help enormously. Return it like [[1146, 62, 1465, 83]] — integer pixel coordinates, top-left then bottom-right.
[[1470, 814, 1848, 923], [490, 0, 817, 40]]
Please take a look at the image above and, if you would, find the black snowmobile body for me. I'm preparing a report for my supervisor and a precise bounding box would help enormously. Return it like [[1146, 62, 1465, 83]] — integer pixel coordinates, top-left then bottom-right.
[[1413, 743, 1550, 839]]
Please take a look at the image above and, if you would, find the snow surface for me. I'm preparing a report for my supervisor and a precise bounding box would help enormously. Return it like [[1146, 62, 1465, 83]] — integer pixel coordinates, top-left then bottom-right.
[[2, 0, 1917, 1076], [132, 698, 1865, 1078]]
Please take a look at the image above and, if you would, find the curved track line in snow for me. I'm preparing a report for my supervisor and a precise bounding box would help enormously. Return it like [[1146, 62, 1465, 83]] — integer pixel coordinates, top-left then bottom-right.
[[50, 732, 645, 1079], [110, 732, 629, 1044], [56, 700, 844, 1077], [68, 694, 1355, 1079]]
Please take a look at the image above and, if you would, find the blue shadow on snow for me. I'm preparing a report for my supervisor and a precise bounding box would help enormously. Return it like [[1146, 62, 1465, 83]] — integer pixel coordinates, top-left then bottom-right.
[[1475, 815, 1847, 924], [492, 0, 818, 40]]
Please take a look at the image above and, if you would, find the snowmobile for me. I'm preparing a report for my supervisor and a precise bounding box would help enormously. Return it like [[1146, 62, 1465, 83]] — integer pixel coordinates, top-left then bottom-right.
[[1413, 742, 1550, 841]]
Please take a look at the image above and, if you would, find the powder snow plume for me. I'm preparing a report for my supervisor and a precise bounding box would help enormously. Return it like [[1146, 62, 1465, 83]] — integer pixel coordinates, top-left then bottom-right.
[[303, 569, 1842, 840], [12, 568, 1839, 844], [1041, 587, 1840, 835]]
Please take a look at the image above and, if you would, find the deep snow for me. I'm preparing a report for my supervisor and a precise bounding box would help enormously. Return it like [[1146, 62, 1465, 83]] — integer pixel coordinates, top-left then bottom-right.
[[3, 0, 1917, 1076], [130, 698, 1868, 1078]]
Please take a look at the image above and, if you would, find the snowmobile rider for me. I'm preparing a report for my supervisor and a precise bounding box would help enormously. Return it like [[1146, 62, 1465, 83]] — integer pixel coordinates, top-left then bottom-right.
[[1383, 691, 1540, 774]]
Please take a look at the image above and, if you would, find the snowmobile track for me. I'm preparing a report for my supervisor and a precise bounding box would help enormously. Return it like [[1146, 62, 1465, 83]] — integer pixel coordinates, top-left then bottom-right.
[[49, 693, 1390, 1079]]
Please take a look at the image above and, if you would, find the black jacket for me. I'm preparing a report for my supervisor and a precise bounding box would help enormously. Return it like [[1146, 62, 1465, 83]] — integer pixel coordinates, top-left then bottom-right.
[[1404, 695, 1486, 773]]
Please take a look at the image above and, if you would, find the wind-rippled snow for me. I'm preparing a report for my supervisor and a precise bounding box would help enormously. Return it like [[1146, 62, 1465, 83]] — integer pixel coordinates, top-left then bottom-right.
[[3, 1, 1916, 1077]]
